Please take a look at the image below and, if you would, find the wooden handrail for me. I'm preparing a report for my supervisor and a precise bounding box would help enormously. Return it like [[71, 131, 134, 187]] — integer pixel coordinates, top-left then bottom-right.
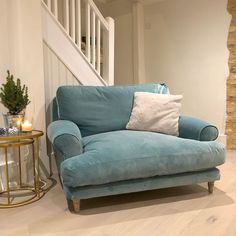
[[87, 0, 109, 30]]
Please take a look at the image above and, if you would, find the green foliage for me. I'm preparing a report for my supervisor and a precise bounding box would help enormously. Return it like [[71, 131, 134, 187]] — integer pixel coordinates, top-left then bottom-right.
[[0, 70, 30, 115]]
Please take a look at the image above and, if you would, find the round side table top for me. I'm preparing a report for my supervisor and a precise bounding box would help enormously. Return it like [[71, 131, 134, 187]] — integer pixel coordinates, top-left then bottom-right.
[[0, 130, 44, 141]]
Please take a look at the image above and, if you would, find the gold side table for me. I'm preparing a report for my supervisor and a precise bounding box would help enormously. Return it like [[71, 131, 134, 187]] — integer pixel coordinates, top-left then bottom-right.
[[0, 130, 45, 208]]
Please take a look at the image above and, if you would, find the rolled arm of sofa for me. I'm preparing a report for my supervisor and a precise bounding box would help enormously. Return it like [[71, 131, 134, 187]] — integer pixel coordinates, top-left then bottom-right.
[[178, 116, 219, 141], [47, 120, 83, 160]]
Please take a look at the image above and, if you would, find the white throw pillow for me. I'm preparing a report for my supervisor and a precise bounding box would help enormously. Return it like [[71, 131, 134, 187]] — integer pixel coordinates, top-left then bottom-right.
[[126, 92, 183, 136]]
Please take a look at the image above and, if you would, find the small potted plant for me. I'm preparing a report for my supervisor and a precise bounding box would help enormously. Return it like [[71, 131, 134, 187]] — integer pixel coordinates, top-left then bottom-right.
[[0, 70, 30, 129]]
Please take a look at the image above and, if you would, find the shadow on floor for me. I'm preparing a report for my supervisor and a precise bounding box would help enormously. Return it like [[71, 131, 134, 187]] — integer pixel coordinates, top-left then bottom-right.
[[27, 183, 234, 235], [79, 184, 234, 215]]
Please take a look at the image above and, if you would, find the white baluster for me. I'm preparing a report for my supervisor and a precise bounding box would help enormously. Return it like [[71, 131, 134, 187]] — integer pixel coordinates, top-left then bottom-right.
[[53, 0, 58, 19], [92, 12, 96, 67], [96, 19, 101, 74], [87, 0, 109, 30], [70, 0, 76, 42], [42, 0, 114, 82], [46, 0, 51, 11], [76, 0, 81, 49], [85, 2, 91, 62], [64, 0, 69, 34]]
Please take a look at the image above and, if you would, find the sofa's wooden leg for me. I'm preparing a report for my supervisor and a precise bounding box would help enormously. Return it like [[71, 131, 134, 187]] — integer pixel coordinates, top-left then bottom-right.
[[67, 198, 81, 213], [208, 181, 214, 194], [73, 199, 81, 212]]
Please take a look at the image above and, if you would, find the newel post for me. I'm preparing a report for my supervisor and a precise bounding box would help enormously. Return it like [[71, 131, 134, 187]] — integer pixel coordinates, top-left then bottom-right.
[[103, 17, 115, 85]]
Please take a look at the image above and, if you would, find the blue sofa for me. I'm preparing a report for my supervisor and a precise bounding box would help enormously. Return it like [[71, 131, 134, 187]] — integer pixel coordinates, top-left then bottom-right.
[[47, 84, 225, 213]]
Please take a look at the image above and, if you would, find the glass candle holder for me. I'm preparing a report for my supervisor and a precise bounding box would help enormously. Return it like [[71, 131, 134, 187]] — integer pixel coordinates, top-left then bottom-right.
[[3, 114, 24, 129], [21, 120, 33, 132]]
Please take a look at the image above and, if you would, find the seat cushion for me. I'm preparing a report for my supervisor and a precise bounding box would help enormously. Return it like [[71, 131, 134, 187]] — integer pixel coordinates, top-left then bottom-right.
[[60, 130, 225, 188]]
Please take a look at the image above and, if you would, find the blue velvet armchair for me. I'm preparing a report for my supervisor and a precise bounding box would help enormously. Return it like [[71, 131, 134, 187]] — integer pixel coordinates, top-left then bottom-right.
[[47, 84, 225, 213]]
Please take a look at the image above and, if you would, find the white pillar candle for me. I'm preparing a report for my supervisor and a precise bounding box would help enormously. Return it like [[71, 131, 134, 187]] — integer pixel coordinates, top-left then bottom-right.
[[21, 120, 33, 132], [16, 120, 22, 129]]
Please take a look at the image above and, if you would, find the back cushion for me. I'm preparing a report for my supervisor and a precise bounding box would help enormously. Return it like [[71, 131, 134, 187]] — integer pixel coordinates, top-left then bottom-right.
[[56, 84, 169, 137]]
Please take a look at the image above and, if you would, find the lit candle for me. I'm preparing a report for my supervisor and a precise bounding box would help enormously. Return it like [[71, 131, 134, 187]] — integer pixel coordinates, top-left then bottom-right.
[[16, 120, 22, 129], [12, 116, 23, 129], [21, 120, 33, 132]]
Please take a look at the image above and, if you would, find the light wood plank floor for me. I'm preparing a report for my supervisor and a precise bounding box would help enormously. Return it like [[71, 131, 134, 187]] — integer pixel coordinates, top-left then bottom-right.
[[0, 150, 236, 236]]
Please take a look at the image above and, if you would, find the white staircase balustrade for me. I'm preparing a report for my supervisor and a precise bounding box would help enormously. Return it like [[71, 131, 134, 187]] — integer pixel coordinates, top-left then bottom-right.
[[42, 0, 114, 85]]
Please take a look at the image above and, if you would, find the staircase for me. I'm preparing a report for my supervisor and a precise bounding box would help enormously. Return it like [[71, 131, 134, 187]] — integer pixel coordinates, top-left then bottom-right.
[[41, 0, 114, 86], [41, 0, 115, 162]]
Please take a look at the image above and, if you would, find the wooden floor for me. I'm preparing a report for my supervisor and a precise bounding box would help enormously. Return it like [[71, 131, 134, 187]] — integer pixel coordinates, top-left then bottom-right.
[[0, 150, 236, 236]]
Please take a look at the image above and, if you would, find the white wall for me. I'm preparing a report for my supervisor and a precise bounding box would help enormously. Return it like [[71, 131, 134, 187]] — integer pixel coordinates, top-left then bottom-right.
[[0, 0, 48, 172], [114, 13, 134, 85], [43, 43, 81, 127], [0, 0, 9, 78], [0, 0, 10, 122], [43, 44, 81, 172], [10, 0, 45, 132], [144, 0, 231, 135], [0, 0, 45, 131], [99, 0, 134, 85]]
